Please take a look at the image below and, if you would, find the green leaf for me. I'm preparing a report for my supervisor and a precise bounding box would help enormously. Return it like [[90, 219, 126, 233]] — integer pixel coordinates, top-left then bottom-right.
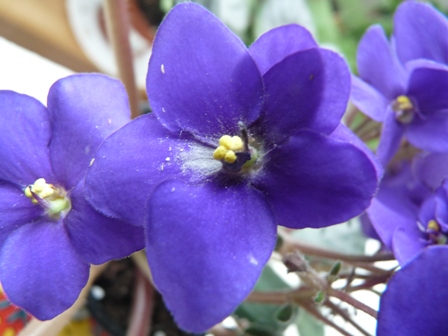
[[234, 264, 299, 336], [296, 310, 325, 336], [291, 218, 367, 256]]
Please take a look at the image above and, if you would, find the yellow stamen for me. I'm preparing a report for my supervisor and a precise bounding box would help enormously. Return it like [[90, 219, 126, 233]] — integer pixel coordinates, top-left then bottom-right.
[[213, 146, 228, 160], [428, 219, 440, 232], [395, 95, 413, 110], [229, 136, 244, 151], [219, 135, 233, 149], [24, 178, 71, 219], [224, 150, 237, 163], [214, 135, 244, 164]]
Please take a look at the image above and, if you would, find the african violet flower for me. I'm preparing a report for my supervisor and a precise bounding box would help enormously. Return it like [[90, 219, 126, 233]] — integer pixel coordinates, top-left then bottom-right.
[[351, 2, 448, 166], [85, 3, 378, 332], [377, 245, 448, 336], [367, 153, 448, 264], [393, 1, 448, 66], [0, 74, 144, 320]]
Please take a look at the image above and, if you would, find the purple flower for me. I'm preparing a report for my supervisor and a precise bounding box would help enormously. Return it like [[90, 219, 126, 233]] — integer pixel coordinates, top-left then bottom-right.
[[0, 74, 144, 320], [85, 3, 378, 332], [351, 2, 448, 165], [367, 154, 448, 264], [394, 1, 448, 65], [377, 245, 448, 336]]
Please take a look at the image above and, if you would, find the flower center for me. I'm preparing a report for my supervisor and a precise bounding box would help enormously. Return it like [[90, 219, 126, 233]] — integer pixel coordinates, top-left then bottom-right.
[[213, 133, 258, 173], [426, 219, 447, 245], [24, 178, 71, 220], [392, 95, 415, 124]]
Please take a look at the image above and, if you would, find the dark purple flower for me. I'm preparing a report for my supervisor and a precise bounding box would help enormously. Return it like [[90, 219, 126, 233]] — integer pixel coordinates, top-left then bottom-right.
[[377, 245, 448, 336], [0, 74, 144, 320], [85, 3, 378, 332], [351, 3, 448, 165], [367, 153, 448, 264]]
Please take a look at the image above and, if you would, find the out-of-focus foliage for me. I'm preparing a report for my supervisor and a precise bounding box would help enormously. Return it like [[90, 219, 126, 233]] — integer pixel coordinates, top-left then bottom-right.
[[161, 0, 448, 71]]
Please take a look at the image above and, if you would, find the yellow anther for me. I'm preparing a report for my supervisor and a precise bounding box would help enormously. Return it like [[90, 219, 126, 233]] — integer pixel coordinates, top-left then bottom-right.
[[24, 177, 71, 219], [230, 136, 244, 151], [224, 150, 237, 163], [215, 135, 244, 164], [427, 219, 440, 232], [213, 146, 228, 160], [219, 135, 233, 149], [24, 186, 33, 198], [395, 95, 413, 111], [32, 178, 47, 193]]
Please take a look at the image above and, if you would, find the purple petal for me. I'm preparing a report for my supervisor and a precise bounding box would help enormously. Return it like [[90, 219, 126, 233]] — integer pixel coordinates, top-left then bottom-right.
[[260, 49, 350, 144], [406, 111, 448, 153], [367, 184, 418, 250], [146, 2, 263, 138], [330, 123, 383, 179], [350, 76, 389, 122], [357, 25, 406, 100], [394, 1, 448, 64], [408, 65, 448, 116], [66, 180, 144, 265], [0, 91, 54, 187], [0, 220, 89, 320], [249, 24, 317, 75], [392, 226, 426, 265], [47, 74, 131, 190], [85, 114, 199, 226], [377, 246, 448, 336], [435, 181, 448, 230], [146, 179, 277, 332], [413, 152, 448, 191], [253, 130, 378, 229], [0, 181, 42, 246], [377, 110, 404, 166]]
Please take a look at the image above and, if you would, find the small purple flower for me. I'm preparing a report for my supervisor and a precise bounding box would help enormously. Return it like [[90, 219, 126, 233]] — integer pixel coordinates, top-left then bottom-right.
[[85, 3, 378, 332], [367, 153, 448, 264], [351, 2, 448, 165], [0, 74, 144, 320], [377, 245, 448, 336]]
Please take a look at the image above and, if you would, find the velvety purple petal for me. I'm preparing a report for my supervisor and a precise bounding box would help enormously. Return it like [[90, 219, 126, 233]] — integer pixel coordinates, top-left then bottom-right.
[[367, 184, 418, 250], [357, 25, 406, 99], [260, 49, 350, 144], [146, 179, 277, 332], [66, 180, 144, 265], [394, 1, 448, 64], [408, 65, 448, 116], [419, 194, 437, 229], [249, 24, 317, 75], [350, 76, 389, 122], [377, 246, 448, 336], [392, 226, 425, 265], [412, 153, 448, 190], [0, 91, 55, 187], [330, 123, 383, 179], [377, 110, 404, 166], [0, 181, 43, 246], [47, 74, 131, 190], [406, 111, 448, 153], [435, 180, 448, 230], [0, 220, 89, 320], [147, 2, 263, 138], [85, 114, 202, 226], [253, 130, 377, 229]]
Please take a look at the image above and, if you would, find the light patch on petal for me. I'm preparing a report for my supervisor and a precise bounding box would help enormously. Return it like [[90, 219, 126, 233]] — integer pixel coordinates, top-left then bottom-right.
[[248, 253, 259, 266], [180, 142, 221, 182]]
